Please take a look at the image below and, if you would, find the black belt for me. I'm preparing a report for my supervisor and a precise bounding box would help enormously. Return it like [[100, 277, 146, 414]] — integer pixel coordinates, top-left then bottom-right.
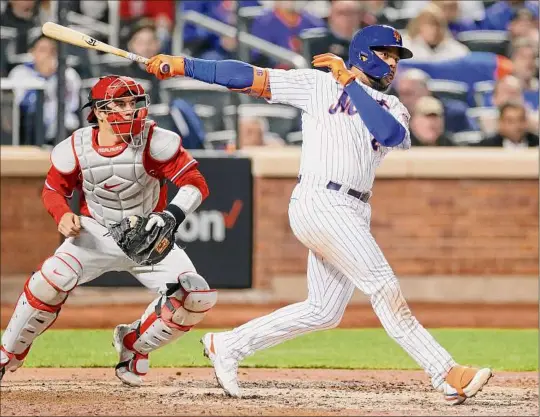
[[297, 176, 370, 203]]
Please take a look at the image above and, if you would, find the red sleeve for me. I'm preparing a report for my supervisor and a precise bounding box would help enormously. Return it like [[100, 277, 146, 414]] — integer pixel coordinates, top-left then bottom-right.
[[147, 145, 209, 202], [42, 165, 80, 224], [118, 0, 130, 19], [146, 0, 175, 24], [174, 168, 209, 202]]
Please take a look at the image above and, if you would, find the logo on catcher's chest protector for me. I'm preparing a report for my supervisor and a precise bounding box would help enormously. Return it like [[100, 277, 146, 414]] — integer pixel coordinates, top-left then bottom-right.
[[155, 237, 170, 254]]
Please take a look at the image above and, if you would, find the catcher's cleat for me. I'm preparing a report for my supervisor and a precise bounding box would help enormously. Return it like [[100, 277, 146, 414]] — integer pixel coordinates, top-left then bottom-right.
[[112, 324, 147, 387], [442, 365, 493, 405], [201, 333, 241, 398], [0, 345, 30, 381]]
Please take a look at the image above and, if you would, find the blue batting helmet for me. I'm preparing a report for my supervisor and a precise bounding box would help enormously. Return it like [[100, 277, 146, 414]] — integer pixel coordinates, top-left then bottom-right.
[[348, 25, 413, 80]]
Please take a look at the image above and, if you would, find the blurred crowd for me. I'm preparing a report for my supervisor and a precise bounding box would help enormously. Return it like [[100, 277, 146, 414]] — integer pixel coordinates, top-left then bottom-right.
[[0, 0, 538, 149]]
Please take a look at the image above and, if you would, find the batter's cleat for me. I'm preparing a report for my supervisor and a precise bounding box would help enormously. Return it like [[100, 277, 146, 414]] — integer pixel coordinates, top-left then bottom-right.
[[201, 333, 241, 397], [442, 365, 493, 405], [112, 324, 147, 387], [0, 345, 29, 381]]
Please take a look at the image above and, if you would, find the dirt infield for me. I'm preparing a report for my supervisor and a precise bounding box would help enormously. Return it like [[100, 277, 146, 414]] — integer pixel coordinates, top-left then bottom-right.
[[0, 368, 537, 416], [1, 300, 537, 415], [2, 302, 538, 330]]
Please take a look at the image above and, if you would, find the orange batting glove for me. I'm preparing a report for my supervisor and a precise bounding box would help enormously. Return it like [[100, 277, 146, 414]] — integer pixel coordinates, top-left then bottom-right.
[[312, 53, 356, 87], [146, 54, 186, 80]]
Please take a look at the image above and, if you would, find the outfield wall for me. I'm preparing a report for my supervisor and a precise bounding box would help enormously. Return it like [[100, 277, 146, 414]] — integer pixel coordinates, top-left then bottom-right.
[[1, 146, 538, 305]]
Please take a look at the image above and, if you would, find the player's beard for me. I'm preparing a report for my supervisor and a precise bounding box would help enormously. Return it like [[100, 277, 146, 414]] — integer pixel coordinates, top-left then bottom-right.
[[367, 74, 393, 93]]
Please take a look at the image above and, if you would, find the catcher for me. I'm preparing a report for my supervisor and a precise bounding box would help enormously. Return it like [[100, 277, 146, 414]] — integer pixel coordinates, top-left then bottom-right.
[[0, 75, 218, 386]]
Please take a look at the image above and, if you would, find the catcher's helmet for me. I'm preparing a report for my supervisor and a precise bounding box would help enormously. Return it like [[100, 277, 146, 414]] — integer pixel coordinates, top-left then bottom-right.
[[82, 75, 150, 146], [348, 25, 413, 80]]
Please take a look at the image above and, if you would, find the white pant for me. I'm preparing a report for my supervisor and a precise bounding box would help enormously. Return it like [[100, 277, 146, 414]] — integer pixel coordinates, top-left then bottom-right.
[[1, 215, 197, 360], [221, 176, 456, 389], [59, 216, 196, 293]]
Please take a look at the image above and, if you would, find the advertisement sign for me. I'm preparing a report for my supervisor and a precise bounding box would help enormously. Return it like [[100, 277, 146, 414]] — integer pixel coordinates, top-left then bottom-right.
[[85, 154, 253, 289]]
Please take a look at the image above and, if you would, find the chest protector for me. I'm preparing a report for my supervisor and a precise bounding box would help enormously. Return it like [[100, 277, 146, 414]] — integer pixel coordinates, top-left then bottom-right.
[[72, 122, 160, 228]]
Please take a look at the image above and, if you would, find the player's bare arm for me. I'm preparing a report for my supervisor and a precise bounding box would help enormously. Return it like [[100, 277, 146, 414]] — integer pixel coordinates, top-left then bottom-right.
[[146, 55, 272, 99]]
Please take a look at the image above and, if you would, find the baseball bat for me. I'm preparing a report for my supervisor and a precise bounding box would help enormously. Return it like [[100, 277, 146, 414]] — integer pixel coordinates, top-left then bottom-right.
[[41, 21, 170, 74]]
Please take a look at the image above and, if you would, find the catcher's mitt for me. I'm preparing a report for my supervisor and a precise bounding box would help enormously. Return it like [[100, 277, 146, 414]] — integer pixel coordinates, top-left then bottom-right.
[[108, 213, 176, 266]]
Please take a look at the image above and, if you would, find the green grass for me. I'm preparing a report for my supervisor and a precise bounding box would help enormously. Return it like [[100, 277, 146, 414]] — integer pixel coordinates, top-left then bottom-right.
[[3, 329, 537, 371]]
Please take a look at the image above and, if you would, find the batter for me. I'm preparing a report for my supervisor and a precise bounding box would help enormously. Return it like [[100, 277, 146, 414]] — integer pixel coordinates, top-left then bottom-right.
[[147, 24, 492, 404]]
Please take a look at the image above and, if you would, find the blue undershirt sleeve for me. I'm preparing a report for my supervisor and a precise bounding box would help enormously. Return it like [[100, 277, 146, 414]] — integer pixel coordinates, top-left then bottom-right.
[[344, 82, 406, 147], [184, 58, 255, 89]]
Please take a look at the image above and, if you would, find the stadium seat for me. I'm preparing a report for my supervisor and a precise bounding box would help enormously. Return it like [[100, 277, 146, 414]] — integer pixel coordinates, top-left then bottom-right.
[[473, 81, 495, 107], [481, 0, 499, 7], [147, 103, 179, 133], [466, 106, 499, 135], [222, 103, 300, 139], [192, 104, 219, 133], [238, 94, 262, 105], [387, 7, 414, 30], [204, 129, 235, 150], [456, 31, 510, 57], [0, 77, 46, 146], [451, 130, 485, 146], [0, 78, 20, 145], [428, 79, 470, 103], [95, 54, 133, 76], [237, 5, 267, 29], [7, 50, 96, 80], [64, 44, 99, 79], [160, 78, 233, 131], [286, 131, 303, 146], [7, 52, 82, 72], [0, 26, 17, 77], [299, 27, 327, 64]]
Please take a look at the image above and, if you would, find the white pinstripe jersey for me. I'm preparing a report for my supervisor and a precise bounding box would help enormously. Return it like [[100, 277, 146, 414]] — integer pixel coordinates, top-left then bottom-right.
[[267, 69, 411, 192]]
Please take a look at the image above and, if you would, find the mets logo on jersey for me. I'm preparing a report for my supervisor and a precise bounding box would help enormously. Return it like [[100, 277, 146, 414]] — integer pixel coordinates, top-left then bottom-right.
[[329, 92, 389, 116], [329, 91, 357, 115]]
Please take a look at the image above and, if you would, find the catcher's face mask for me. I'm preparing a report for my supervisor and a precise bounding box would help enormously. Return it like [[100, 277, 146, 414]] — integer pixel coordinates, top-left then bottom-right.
[[83, 75, 150, 147]]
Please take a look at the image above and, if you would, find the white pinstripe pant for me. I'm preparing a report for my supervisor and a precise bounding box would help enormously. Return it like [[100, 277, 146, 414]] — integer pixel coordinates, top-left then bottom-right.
[[222, 176, 456, 389]]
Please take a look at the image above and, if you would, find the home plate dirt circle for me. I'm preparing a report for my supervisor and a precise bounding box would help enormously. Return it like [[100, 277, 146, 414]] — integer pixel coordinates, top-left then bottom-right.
[[1, 368, 537, 416]]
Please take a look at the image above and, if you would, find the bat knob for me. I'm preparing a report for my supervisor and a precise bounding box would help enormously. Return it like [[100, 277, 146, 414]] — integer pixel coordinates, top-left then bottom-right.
[[160, 63, 170, 74]]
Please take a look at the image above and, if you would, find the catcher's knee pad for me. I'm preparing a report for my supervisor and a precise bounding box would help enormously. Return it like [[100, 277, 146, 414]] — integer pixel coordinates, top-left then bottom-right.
[[123, 273, 217, 365], [1, 253, 82, 356], [161, 272, 218, 328], [30, 252, 82, 305]]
